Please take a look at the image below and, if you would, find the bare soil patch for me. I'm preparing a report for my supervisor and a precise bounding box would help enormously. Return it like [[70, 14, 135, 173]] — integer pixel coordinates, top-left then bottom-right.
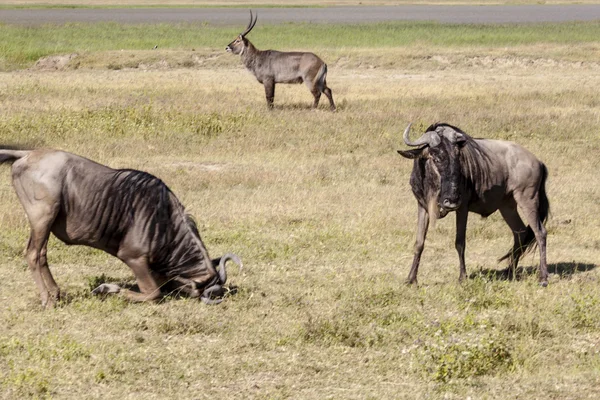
[[31, 53, 78, 71]]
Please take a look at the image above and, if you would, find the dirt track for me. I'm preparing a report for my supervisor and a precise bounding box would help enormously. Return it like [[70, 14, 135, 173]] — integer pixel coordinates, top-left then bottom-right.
[[2, 5, 600, 25]]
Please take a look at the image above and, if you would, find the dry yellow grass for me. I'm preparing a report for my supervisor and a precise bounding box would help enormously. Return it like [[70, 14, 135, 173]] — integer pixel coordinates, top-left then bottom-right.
[[0, 45, 599, 398]]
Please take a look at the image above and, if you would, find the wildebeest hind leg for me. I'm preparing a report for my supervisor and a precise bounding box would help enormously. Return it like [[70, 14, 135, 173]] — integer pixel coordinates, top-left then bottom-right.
[[24, 206, 61, 308], [499, 204, 529, 279], [514, 193, 548, 286]]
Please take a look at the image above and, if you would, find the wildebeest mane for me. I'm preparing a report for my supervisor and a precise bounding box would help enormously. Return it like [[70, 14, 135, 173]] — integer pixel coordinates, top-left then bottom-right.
[[92, 169, 208, 278], [428, 123, 494, 199]]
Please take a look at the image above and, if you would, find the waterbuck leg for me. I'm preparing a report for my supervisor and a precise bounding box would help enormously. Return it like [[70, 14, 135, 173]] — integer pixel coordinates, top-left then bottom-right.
[[455, 206, 469, 282], [305, 78, 322, 109], [322, 85, 336, 111], [499, 203, 529, 279], [514, 192, 548, 286], [264, 78, 275, 109], [311, 89, 322, 109], [406, 204, 429, 285]]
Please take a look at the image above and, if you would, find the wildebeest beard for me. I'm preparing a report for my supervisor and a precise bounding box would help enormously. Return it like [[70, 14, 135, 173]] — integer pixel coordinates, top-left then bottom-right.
[[101, 169, 211, 278], [409, 156, 445, 222]]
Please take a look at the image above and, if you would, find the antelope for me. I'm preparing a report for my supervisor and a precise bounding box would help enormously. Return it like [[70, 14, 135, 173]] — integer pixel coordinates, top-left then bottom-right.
[[226, 11, 336, 111]]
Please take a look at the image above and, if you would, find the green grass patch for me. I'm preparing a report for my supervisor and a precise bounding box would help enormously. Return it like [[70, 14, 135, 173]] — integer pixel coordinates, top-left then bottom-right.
[[2, 21, 600, 69]]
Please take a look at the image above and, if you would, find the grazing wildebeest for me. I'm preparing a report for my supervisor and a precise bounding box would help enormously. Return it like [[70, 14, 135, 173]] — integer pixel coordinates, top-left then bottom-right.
[[0, 148, 242, 307], [397, 123, 550, 285], [226, 10, 336, 111]]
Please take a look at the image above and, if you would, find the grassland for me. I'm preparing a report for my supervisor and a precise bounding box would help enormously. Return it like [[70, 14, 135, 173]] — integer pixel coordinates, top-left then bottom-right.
[[3, 21, 600, 70], [0, 20, 599, 399]]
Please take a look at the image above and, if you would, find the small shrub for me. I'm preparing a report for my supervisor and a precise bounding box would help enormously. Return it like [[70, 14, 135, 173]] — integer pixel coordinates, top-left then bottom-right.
[[107, 62, 122, 70], [300, 314, 384, 348], [569, 293, 600, 329], [418, 332, 513, 383]]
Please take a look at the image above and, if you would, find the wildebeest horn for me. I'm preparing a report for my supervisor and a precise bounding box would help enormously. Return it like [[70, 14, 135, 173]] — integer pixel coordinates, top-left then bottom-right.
[[217, 253, 243, 284], [403, 123, 441, 147], [201, 253, 243, 305], [241, 10, 258, 37]]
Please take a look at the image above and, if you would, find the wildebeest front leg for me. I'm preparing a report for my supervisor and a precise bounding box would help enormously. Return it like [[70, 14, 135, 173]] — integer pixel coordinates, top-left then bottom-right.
[[455, 206, 469, 282], [407, 204, 429, 285], [264, 78, 275, 109], [123, 256, 162, 302], [94, 256, 162, 302]]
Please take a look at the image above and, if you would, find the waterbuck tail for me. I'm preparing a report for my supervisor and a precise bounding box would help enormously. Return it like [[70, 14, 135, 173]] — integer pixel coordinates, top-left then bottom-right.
[[315, 63, 327, 90], [0, 148, 29, 165], [499, 163, 550, 262]]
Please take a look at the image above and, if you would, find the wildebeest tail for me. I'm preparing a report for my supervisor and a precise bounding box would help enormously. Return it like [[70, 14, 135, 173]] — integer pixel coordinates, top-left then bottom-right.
[[499, 163, 550, 262], [314, 63, 327, 90], [0, 148, 30, 165], [537, 163, 550, 225]]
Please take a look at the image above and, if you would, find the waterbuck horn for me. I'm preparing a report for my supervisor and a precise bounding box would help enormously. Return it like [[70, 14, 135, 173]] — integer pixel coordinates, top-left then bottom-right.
[[241, 10, 258, 37], [403, 123, 441, 147]]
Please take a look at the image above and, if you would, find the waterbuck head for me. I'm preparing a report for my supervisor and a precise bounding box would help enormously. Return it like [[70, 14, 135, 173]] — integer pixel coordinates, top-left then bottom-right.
[[398, 123, 468, 218], [226, 10, 258, 55]]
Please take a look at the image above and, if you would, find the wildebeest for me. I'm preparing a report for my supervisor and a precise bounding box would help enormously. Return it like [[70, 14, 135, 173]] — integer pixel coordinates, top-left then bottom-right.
[[397, 123, 549, 285], [226, 10, 336, 111], [0, 148, 242, 307]]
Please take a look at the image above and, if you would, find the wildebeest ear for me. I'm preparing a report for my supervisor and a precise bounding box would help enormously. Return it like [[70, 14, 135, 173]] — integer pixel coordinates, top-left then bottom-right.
[[397, 148, 425, 159]]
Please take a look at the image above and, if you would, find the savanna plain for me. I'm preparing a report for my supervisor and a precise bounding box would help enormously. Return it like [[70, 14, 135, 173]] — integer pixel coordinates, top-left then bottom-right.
[[1, 18, 600, 399]]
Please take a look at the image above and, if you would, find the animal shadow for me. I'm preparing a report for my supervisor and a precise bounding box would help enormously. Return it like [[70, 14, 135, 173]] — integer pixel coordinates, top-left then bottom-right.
[[271, 102, 339, 112], [470, 262, 597, 281]]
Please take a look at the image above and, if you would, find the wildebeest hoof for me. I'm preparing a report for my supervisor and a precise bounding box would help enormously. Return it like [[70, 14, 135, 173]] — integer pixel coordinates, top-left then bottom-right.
[[42, 298, 56, 308], [92, 283, 121, 295]]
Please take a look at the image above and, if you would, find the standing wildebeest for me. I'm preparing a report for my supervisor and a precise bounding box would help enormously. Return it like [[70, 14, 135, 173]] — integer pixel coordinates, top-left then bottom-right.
[[226, 11, 336, 111], [397, 123, 550, 285], [0, 148, 242, 307]]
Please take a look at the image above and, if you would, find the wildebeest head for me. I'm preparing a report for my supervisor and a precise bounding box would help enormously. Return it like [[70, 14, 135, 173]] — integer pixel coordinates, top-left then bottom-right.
[[398, 123, 468, 218], [226, 10, 257, 55]]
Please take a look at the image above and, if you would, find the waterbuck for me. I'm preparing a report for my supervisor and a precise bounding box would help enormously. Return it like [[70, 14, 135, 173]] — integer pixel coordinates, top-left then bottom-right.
[[226, 11, 336, 111], [397, 123, 550, 285], [0, 148, 242, 307]]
